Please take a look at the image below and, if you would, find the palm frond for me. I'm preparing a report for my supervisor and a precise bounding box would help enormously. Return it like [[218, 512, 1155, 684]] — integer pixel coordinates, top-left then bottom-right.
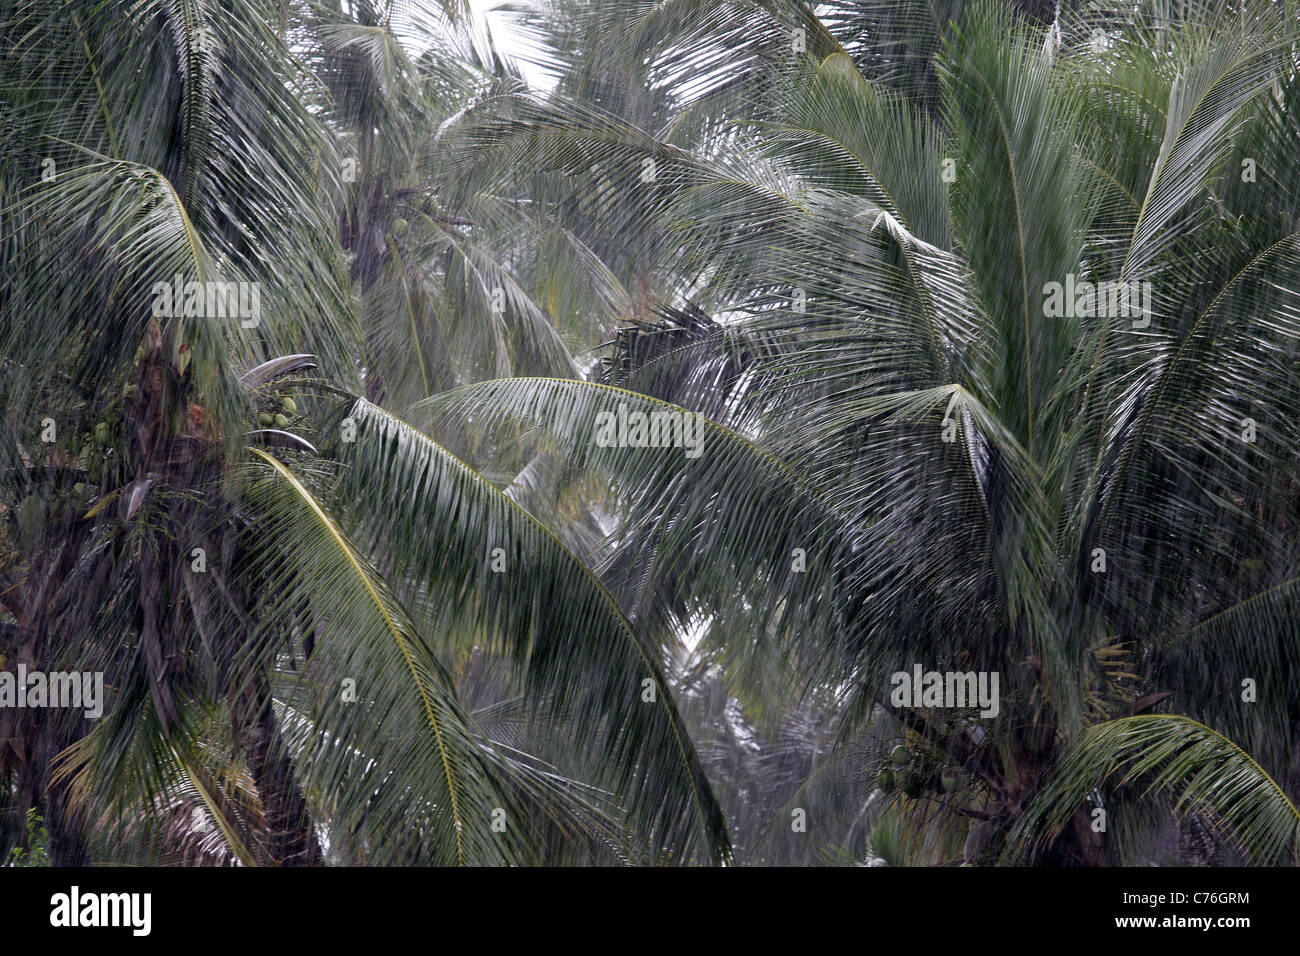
[[1008, 714, 1300, 865]]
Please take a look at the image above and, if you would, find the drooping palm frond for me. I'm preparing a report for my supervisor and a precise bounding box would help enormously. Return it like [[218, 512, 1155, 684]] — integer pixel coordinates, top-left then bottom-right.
[[1154, 575, 1300, 776], [1008, 714, 1300, 865], [764, 52, 953, 247], [236, 445, 628, 865], [420, 377, 849, 676], [318, 398, 732, 862], [58, 703, 268, 867], [2, 160, 250, 448]]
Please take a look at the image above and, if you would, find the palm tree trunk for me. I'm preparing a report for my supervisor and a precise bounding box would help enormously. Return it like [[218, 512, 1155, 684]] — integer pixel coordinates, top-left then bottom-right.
[[16, 524, 93, 865], [231, 675, 322, 866], [16, 714, 89, 865]]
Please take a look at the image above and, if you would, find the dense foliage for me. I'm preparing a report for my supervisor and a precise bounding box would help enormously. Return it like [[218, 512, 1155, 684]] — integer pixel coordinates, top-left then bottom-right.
[[2, 0, 1298, 866]]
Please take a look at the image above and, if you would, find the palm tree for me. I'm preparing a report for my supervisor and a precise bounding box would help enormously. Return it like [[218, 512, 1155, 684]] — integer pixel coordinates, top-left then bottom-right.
[[436, 0, 1300, 864], [0, 0, 727, 865]]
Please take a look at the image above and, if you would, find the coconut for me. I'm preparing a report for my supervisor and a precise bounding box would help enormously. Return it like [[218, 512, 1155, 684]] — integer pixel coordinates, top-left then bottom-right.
[[274, 413, 290, 428], [896, 769, 919, 798], [890, 745, 910, 767], [876, 769, 894, 791], [281, 396, 297, 415]]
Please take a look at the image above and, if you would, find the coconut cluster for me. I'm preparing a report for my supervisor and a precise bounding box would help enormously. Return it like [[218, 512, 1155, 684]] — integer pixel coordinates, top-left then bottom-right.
[[876, 743, 959, 800], [256, 386, 300, 430]]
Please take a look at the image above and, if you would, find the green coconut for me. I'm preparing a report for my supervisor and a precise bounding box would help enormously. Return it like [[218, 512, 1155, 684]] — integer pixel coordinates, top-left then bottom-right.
[[281, 396, 297, 415], [273, 413, 290, 428], [896, 769, 919, 798], [890, 744, 910, 767]]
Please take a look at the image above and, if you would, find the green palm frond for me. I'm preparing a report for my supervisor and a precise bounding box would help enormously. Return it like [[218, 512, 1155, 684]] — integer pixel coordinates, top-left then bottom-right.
[[241, 445, 574, 865], [420, 377, 848, 677], [1155, 575, 1300, 773], [323, 398, 732, 862], [938, 2, 1094, 457], [1008, 714, 1300, 865]]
